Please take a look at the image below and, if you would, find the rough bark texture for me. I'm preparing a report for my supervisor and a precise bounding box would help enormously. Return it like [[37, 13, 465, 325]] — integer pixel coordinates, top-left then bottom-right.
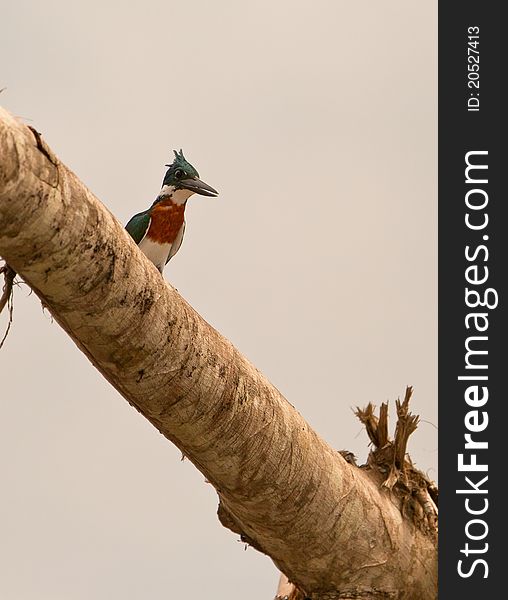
[[0, 107, 437, 599]]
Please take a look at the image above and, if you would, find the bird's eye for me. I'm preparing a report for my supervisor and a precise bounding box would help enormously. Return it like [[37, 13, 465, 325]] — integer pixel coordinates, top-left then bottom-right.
[[175, 169, 184, 179]]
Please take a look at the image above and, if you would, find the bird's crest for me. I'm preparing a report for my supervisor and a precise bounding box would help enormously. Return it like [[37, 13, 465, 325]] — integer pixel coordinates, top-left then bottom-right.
[[165, 149, 188, 170], [163, 149, 199, 182]]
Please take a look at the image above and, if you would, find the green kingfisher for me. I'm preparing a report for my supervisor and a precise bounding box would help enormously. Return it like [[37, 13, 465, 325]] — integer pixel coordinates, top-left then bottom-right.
[[125, 150, 218, 273]]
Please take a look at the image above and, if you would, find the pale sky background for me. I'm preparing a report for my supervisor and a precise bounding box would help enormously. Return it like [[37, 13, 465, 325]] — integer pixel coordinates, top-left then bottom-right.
[[0, 1, 437, 598]]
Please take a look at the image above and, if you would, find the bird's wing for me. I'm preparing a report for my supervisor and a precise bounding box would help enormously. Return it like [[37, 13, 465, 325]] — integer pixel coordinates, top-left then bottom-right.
[[166, 220, 186, 264], [125, 210, 151, 245]]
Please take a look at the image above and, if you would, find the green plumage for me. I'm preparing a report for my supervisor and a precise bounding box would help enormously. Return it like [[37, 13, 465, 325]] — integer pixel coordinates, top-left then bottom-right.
[[125, 210, 151, 245]]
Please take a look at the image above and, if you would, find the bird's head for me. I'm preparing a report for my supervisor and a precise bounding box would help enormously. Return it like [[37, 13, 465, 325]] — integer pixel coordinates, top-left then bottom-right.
[[157, 149, 218, 204]]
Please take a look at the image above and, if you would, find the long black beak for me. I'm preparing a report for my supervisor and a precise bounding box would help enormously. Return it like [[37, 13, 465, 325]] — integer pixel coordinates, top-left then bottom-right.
[[180, 177, 218, 197]]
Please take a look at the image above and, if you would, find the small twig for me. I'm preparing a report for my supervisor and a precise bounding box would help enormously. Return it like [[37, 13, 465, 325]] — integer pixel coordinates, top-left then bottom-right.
[[419, 419, 438, 431], [377, 402, 389, 448], [0, 262, 16, 348], [354, 403, 380, 447], [393, 387, 419, 469], [0, 263, 15, 313]]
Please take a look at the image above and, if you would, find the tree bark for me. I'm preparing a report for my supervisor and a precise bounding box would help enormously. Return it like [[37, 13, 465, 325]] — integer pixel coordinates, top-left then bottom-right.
[[0, 107, 437, 599]]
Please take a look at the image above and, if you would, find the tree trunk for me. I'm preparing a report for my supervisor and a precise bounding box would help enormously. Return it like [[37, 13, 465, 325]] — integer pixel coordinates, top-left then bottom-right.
[[0, 107, 437, 599]]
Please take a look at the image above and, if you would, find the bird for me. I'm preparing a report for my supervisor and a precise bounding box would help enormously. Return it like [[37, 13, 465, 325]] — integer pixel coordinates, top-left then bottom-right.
[[125, 150, 218, 273]]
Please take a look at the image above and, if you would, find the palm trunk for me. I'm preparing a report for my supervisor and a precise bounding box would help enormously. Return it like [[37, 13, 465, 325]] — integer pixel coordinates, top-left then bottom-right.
[[0, 106, 437, 599]]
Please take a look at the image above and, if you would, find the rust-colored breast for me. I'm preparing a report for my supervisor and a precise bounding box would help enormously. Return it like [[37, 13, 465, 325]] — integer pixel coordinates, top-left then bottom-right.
[[147, 200, 186, 243]]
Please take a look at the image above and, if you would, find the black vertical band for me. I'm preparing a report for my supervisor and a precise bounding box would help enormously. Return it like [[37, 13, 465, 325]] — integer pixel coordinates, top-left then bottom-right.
[[439, 3, 505, 597]]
